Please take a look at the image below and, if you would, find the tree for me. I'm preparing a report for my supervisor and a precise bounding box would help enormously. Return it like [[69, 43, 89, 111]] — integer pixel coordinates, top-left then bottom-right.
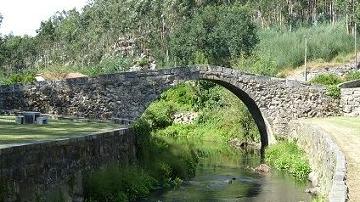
[[170, 4, 258, 67]]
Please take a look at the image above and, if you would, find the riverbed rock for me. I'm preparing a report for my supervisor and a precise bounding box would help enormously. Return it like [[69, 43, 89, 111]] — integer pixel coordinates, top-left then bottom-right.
[[173, 112, 198, 124], [254, 164, 271, 174], [305, 187, 320, 195], [308, 171, 319, 187]]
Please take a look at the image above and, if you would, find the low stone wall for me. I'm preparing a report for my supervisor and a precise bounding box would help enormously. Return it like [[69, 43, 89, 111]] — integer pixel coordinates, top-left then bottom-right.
[[340, 80, 360, 117], [0, 128, 136, 202], [289, 120, 347, 202]]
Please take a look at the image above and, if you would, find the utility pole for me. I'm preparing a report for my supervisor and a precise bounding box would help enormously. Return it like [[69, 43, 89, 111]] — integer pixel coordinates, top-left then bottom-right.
[[304, 37, 308, 81]]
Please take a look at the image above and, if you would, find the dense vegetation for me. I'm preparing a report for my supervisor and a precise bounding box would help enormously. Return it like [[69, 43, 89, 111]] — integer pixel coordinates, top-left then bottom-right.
[[0, 0, 360, 84], [266, 141, 311, 180], [310, 71, 360, 97], [83, 81, 260, 201]]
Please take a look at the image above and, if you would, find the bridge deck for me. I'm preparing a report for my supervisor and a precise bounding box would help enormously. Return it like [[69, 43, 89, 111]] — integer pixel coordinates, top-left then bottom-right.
[[303, 117, 360, 202]]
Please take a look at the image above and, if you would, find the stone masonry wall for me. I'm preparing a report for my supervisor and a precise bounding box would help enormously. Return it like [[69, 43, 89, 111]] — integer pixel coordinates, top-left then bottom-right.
[[289, 120, 347, 202], [0, 66, 340, 140], [340, 80, 360, 117], [0, 128, 136, 202]]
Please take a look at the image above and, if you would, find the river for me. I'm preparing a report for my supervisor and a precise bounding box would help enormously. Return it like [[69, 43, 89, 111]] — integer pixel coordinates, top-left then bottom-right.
[[141, 151, 313, 202]]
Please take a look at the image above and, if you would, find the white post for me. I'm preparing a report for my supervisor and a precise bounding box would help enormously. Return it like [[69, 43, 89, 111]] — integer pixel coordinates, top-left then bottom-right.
[[304, 37, 308, 81], [355, 23, 358, 67]]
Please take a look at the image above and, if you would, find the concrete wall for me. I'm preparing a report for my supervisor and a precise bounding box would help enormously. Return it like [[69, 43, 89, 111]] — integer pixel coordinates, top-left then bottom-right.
[[340, 80, 360, 117], [289, 120, 347, 202], [0, 128, 136, 202]]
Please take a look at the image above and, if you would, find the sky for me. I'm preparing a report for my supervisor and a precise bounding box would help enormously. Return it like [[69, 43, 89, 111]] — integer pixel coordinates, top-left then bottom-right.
[[0, 0, 88, 36]]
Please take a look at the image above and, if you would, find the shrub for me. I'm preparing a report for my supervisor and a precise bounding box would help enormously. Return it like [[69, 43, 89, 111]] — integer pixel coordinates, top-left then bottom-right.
[[266, 141, 311, 180], [2, 72, 36, 85], [310, 74, 343, 98], [310, 73, 343, 86], [326, 85, 341, 97], [344, 71, 360, 81]]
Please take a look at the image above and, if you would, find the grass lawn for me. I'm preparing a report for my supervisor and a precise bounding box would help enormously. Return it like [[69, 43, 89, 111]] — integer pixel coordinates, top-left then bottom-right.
[[0, 116, 121, 148], [306, 116, 360, 136]]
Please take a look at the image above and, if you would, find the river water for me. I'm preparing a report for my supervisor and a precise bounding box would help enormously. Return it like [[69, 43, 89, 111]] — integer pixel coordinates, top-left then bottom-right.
[[142, 151, 313, 202]]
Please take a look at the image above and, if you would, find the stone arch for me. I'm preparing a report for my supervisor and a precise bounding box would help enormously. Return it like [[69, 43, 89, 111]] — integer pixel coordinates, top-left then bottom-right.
[[204, 79, 270, 147], [139, 71, 272, 148]]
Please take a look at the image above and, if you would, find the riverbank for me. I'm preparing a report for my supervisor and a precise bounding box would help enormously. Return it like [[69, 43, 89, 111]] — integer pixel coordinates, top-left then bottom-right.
[[302, 117, 360, 202], [289, 118, 350, 202]]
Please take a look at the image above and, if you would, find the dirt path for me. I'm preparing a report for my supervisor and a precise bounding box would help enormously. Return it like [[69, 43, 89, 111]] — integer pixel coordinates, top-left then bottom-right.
[[305, 117, 360, 202]]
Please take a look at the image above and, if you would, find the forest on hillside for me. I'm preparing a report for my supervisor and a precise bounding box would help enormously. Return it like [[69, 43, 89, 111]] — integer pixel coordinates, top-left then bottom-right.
[[0, 0, 359, 83]]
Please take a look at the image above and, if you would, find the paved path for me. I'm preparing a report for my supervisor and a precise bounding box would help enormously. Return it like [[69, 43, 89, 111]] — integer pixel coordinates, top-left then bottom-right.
[[307, 117, 360, 202]]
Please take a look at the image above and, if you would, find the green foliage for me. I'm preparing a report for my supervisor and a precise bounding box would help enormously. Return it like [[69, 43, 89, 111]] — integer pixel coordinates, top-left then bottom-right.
[[81, 57, 132, 76], [310, 74, 343, 98], [310, 74, 343, 86], [234, 54, 278, 76], [312, 196, 326, 202], [236, 22, 357, 76], [266, 141, 311, 180], [84, 165, 157, 202], [170, 4, 258, 67], [0, 72, 36, 85], [326, 85, 341, 97], [309, 71, 360, 98], [1, 0, 359, 77], [344, 71, 360, 81]]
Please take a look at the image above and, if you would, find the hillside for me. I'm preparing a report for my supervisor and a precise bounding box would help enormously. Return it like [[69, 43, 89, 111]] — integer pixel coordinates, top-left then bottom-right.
[[0, 0, 359, 84]]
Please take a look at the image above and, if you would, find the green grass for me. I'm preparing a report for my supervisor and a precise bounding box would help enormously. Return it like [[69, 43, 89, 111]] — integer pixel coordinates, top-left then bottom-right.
[[235, 21, 357, 76], [310, 116, 360, 135], [266, 141, 311, 180], [0, 116, 120, 147]]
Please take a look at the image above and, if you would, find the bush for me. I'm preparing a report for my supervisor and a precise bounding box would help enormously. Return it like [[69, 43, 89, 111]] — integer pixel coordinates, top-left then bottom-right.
[[310, 74, 343, 98], [326, 85, 341, 97], [344, 71, 360, 81], [310, 74, 343, 86], [1, 72, 36, 85], [266, 141, 311, 180]]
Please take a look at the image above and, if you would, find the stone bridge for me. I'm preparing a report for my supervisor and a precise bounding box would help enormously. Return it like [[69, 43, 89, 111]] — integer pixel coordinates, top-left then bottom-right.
[[0, 66, 339, 147]]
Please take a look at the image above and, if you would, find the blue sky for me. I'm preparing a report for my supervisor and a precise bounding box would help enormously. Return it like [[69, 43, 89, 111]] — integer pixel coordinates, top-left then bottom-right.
[[0, 0, 88, 36]]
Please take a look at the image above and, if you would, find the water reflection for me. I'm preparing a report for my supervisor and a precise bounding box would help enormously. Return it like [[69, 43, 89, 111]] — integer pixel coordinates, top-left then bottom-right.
[[142, 151, 312, 202]]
